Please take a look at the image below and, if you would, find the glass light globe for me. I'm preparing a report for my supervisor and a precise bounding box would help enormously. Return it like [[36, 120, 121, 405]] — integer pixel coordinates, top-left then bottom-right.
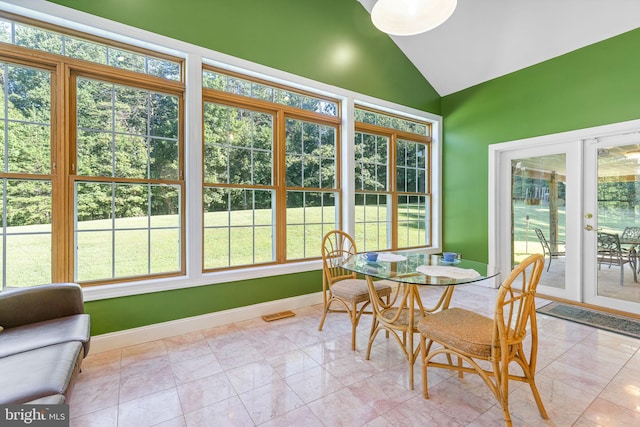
[[371, 0, 458, 36]]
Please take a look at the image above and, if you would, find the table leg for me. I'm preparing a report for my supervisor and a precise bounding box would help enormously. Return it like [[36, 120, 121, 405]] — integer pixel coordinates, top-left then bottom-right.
[[365, 278, 457, 391]]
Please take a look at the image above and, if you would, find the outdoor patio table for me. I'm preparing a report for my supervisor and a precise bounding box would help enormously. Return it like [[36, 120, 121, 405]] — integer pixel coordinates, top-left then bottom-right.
[[618, 236, 640, 273]]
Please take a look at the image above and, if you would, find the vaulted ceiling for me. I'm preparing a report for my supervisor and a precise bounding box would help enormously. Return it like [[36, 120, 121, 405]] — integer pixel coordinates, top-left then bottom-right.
[[358, 0, 640, 96]]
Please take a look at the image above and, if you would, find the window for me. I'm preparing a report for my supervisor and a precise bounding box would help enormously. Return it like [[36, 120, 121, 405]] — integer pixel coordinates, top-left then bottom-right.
[[203, 103, 275, 269], [0, 15, 181, 81], [354, 132, 390, 251], [0, 61, 53, 287], [203, 69, 338, 117], [285, 118, 339, 260], [0, 8, 438, 292], [396, 139, 430, 248], [73, 76, 183, 282], [202, 67, 340, 270], [0, 13, 184, 288], [354, 107, 431, 251]]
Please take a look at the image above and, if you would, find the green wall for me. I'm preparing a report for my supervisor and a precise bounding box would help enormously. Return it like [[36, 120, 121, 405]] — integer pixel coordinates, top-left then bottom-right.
[[442, 28, 640, 262], [43, 0, 439, 334], [87, 271, 321, 335], [48, 0, 440, 113]]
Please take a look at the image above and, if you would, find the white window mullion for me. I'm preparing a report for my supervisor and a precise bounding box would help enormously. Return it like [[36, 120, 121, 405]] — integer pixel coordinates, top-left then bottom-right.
[[342, 97, 355, 237], [184, 53, 203, 279]]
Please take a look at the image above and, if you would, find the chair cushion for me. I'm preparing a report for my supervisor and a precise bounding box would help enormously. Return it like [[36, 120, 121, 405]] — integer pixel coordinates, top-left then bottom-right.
[[331, 279, 392, 304], [0, 314, 90, 359], [26, 394, 66, 405], [0, 341, 83, 404], [379, 307, 420, 327], [417, 308, 494, 357]]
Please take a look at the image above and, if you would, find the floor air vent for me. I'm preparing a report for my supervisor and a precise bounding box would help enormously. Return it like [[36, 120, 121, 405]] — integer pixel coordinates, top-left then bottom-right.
[[261, 311, 296, 322]]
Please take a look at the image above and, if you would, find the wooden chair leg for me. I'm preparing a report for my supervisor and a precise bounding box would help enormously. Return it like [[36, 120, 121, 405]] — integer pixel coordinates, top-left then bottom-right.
[[351, 301, 358, 351], [406, 331, 416, 389], [420, 336, 435, 399], [528, 381, 549, 419], [519, 349, 549, 420], [494, 360, 512, 427], [318, 301, 329, 331], [420, 336, 428, 399], [385, 293, 390, 339]]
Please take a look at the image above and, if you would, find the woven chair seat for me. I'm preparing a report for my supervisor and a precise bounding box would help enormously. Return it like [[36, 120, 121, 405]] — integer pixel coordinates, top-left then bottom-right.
[[418, 308, 494, 357], [331, 279, 392, 304], [380, 306, 421, 327]]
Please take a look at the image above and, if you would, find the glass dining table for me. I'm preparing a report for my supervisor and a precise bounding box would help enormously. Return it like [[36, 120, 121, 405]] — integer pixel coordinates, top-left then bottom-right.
[[341, 250, 500, 389]]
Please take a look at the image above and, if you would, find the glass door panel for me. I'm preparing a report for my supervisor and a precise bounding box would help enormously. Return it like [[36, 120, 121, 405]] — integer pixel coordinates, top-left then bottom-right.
[[512, 154, 567, 291], [495, 139, 580, 301], [586, 140, 640, 310]]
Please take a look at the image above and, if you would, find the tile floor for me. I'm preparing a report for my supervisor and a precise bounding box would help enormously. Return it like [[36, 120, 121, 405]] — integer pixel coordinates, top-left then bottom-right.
[[69, 283, 640, 426]]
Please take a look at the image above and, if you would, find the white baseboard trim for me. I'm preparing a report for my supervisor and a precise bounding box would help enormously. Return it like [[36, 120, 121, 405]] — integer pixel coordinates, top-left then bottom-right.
[[89, 292, 323, 354]]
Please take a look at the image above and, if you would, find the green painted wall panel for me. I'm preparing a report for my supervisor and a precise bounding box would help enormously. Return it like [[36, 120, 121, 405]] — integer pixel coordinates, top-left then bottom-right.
[[441, 28, 640, 262], [48, 0, 440, 113], [85, 270, 321, 335]]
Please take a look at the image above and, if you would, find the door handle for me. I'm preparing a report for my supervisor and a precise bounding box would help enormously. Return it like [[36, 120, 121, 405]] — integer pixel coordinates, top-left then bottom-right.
[[584, 225, 594, 231]]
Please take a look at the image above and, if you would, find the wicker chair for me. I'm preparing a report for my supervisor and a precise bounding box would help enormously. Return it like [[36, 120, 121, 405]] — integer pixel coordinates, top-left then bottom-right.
[[418, 253, 548, 427], [317, 230, 392, 351]]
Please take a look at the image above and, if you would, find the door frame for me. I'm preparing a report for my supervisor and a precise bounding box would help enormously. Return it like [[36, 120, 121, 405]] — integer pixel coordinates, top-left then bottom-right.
[[489, 138, 582, 300], [488, 119, 640, 306]]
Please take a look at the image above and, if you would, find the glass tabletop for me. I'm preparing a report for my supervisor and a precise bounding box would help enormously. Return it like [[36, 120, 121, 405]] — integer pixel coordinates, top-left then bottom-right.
[[342, 251, 500, 286]]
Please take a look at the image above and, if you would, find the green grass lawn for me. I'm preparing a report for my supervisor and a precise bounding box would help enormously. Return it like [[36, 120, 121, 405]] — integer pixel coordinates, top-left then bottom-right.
[[7, 200, 635, 287], [6, 204, 427, 286], [512, 202, 566, 262]]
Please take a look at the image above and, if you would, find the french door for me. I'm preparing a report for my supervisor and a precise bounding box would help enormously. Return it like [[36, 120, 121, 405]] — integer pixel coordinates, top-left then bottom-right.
[[492, 140, 582, 302], [583, 134, 640, 313], [490, 120, 640, 314]]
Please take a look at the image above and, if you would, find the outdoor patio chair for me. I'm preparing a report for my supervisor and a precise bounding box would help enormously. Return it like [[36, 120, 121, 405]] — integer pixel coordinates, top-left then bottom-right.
[[317, 230, 392, 351], [534, 228, 565, 271], [597, 231, 637, 286], [620, 227, 640, 272], [620, 226, 640, 242], [417, 253, 548, 427]]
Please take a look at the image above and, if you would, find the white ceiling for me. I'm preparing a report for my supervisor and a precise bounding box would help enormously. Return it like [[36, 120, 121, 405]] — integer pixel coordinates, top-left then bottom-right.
[[358, 0, 640, 96]]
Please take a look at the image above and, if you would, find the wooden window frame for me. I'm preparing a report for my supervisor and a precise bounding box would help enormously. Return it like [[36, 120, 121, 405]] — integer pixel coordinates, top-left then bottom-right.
[[0, 26, 186, 287], [355, 110, 432, 250], [68, 68, 186, 286], [202, 77, 341, 272]]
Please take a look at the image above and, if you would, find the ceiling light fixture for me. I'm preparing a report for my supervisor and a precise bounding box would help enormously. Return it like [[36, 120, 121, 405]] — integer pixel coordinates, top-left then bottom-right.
[[371, 0, 457, 36]]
